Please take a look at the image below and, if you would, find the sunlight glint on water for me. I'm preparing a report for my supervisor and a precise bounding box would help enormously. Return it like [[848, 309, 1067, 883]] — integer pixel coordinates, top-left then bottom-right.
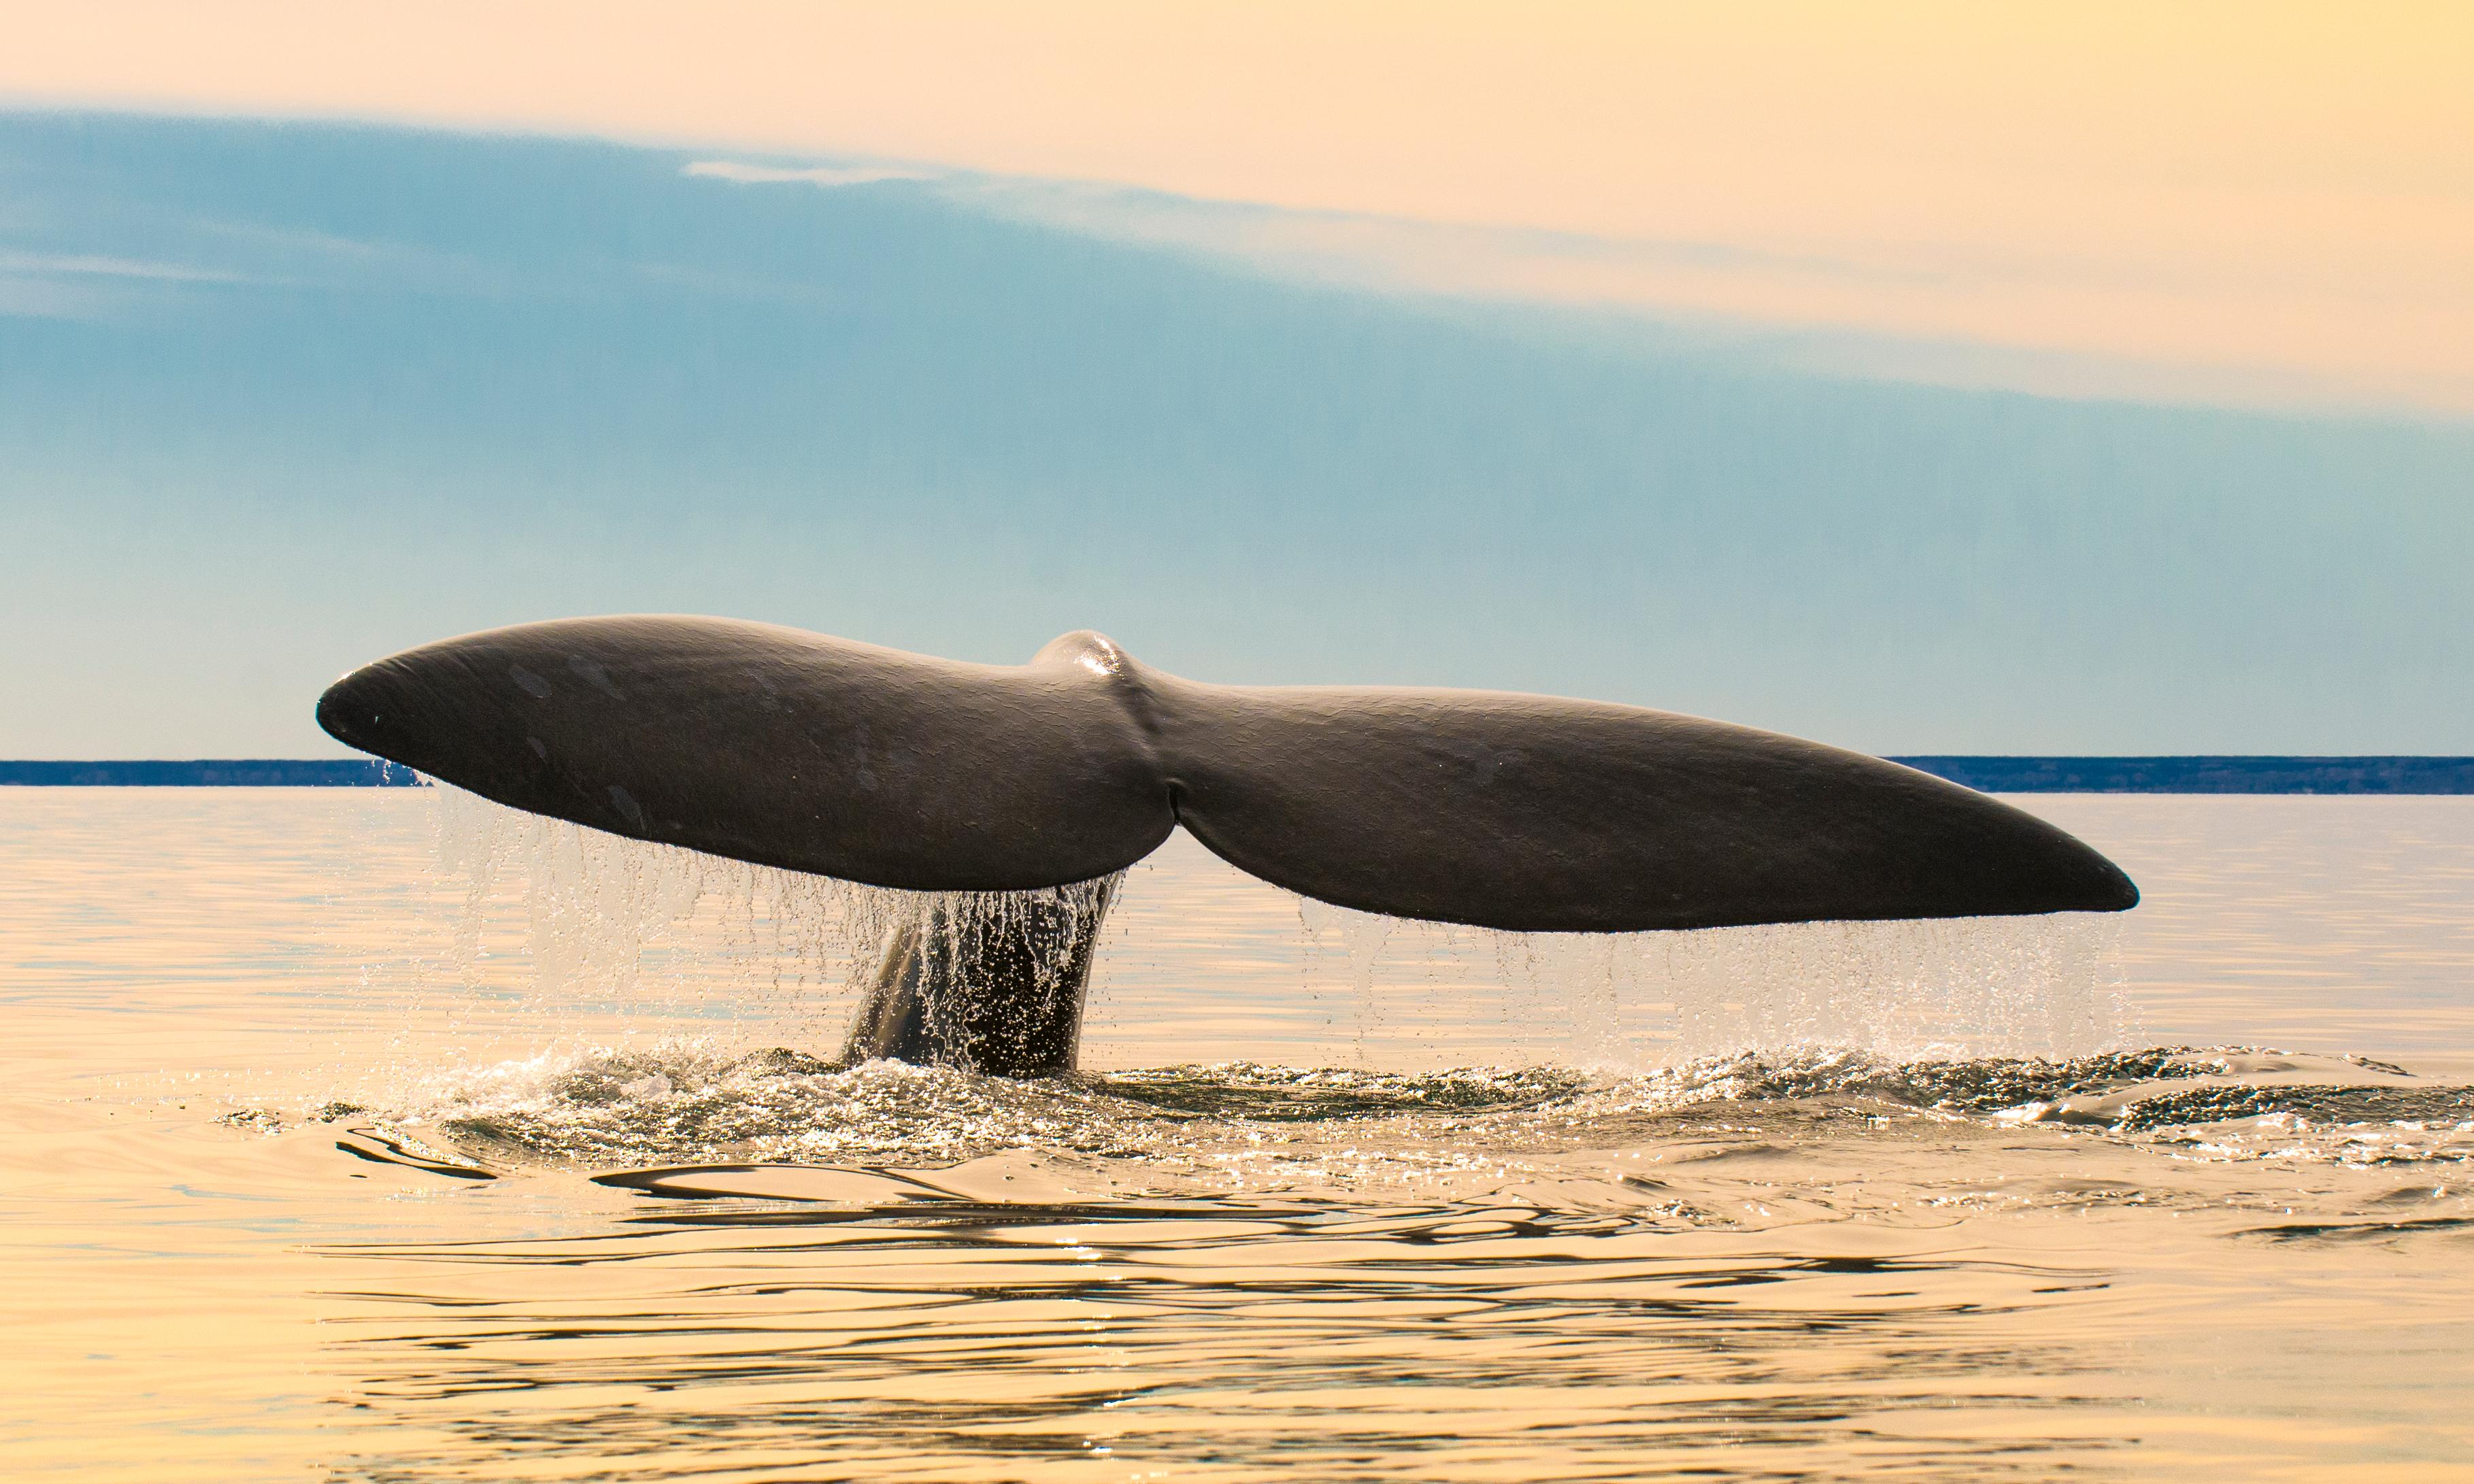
[[7, 789, 2469, 1483]]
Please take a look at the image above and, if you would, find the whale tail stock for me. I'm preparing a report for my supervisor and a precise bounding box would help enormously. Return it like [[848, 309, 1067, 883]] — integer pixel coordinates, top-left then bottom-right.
[[318, 617, 2137, 1073]]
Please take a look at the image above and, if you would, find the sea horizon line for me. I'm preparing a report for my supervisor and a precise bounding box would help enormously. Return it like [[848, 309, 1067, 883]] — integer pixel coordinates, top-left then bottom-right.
[[3, 757, 2470, 794]]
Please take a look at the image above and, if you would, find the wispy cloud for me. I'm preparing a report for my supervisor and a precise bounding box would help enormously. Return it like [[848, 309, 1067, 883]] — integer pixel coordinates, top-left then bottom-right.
[[676, 154, 2471, 415], [684, 160, 935, 189], [0, 247, 254, 319], [0, 248, 246, 283], [939, 180, 2474, 418]]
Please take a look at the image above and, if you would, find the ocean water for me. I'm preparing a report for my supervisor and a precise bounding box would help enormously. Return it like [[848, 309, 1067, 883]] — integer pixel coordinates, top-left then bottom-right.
[[2, 788, 2470, 1481]]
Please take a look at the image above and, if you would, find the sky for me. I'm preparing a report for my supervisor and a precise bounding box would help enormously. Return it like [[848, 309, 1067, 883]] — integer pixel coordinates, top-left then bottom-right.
[[1, 5, 2469, 756]]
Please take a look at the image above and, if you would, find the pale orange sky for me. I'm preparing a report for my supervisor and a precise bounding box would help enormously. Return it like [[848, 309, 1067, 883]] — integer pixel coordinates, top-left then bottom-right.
[[9, 1, 2471, 410]]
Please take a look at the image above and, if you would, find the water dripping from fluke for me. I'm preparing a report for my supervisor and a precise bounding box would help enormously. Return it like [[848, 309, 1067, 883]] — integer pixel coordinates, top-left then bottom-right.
[[322, 616, 2139, 1078]]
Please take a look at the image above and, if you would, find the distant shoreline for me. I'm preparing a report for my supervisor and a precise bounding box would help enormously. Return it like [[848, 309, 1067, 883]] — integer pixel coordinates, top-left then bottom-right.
[[1, 756, 2470, 794], [1889, 756, 2474, 794], [0, 760, 427, 787]]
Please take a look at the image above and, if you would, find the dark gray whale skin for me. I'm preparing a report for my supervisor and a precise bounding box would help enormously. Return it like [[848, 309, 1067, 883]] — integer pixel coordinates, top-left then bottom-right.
[[316, 615, 2137, 931]]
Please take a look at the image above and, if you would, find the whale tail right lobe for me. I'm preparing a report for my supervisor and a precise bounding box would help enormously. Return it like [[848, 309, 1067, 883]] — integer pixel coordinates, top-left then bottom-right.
[[1154, 681, 2137, 934]]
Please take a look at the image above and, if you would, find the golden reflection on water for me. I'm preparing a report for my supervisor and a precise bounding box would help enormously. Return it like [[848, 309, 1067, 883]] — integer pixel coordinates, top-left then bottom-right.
[[1, 790, 2471, 1480]]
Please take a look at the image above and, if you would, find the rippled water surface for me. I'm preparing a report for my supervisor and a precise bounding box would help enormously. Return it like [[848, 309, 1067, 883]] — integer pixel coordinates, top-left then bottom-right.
[[3, 790, 2471, 1480]]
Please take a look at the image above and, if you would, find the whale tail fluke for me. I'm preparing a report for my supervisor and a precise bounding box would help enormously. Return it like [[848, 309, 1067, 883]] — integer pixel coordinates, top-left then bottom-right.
[[317, 616, 2135, 934]]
